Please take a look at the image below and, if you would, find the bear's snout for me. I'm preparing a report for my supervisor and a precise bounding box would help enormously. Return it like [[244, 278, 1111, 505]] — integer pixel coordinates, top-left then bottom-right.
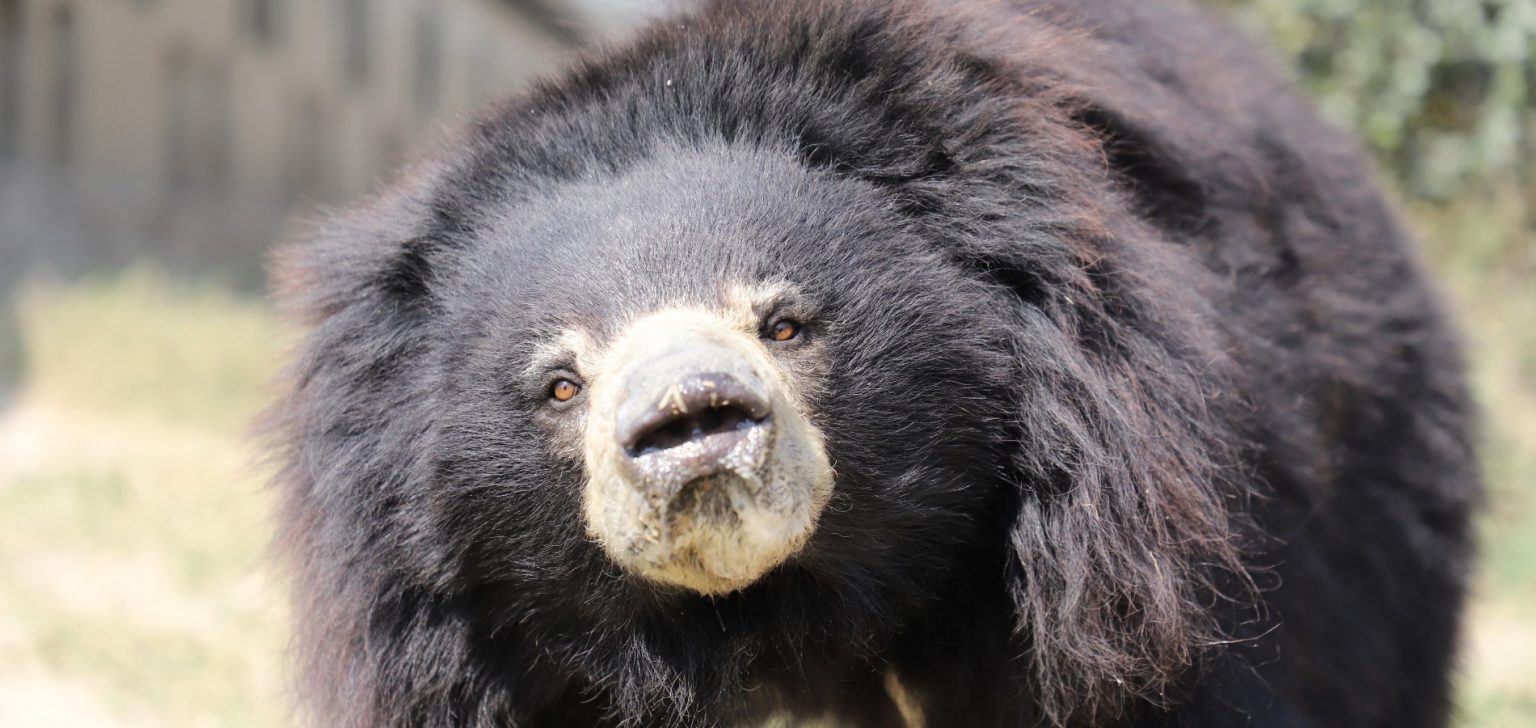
[[579, 305, 834, 595]]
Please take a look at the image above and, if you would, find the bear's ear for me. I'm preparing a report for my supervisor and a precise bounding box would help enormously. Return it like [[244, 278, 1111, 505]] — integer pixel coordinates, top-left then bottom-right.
[[1071, 103, 1210, 236], [268, 146, 467, 328], [994, 223, 1253, 724]]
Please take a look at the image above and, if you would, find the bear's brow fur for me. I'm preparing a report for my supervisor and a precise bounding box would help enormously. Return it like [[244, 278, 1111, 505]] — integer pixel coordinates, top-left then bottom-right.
[[266, 0, 1479, 726]]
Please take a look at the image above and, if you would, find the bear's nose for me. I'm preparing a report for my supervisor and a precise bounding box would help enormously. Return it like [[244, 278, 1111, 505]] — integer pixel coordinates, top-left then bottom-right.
[[618, 373, 772, 461], [610, 343, 780, 502]]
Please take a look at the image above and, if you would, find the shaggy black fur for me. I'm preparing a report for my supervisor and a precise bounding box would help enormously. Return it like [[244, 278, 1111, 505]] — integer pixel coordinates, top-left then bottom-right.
[[267, 0, 1481, 725]]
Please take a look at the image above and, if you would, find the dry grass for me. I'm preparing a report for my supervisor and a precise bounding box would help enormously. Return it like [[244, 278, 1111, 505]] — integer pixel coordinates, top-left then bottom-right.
[[0, 198, 1531, 727], [0, 269, 289, 728]]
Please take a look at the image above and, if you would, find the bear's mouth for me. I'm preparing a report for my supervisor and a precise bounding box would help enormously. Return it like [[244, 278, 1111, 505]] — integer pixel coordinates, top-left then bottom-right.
[[621, 413, 775, 500], [622, 380, 772, 458]]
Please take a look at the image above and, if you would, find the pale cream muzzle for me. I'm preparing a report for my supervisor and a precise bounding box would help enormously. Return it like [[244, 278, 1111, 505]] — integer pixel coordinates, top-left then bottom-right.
[[581, 310, 832, 595]]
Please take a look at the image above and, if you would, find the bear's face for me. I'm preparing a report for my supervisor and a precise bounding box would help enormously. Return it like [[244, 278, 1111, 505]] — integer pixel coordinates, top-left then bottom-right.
[[536, 286, 836, 596], [430, 144, 1015, 603]]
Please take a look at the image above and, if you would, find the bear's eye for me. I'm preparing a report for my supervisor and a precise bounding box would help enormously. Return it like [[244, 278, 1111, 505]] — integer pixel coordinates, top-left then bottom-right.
[[550, 379, 582, 402], [767, 319, 801, 342]]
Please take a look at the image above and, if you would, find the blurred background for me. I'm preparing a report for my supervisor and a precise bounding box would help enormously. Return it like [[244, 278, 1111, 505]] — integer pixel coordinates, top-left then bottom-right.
[[0, 0, 1530, 725]]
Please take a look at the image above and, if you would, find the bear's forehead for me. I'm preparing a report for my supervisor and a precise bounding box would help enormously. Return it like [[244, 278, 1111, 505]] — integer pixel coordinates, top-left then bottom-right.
[[521, 279, 801, 377], [453, 143, 894, 329]]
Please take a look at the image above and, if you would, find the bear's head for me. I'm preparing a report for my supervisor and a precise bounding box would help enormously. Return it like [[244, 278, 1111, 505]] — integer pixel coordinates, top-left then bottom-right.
[[425, 144, 1015, 599], [270, 3, 1255, 721]]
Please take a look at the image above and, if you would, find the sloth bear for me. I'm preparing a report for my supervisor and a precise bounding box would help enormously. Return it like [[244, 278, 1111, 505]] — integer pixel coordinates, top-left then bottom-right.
[[267, 0, 1481, 725]]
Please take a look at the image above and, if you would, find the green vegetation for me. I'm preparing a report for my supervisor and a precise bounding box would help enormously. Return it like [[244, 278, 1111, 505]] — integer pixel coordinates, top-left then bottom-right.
[[1218, 0, 1536, 204]]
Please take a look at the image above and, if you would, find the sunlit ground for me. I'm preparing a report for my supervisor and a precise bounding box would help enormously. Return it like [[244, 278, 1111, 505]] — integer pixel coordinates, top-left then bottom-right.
[[0, 273, 288, 727], [0, 197, 1531, 726]]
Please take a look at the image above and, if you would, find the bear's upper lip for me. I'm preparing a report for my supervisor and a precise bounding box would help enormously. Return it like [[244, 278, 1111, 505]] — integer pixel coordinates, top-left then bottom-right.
[[618, 373, 772, 454], [620, 417, 775, 498]]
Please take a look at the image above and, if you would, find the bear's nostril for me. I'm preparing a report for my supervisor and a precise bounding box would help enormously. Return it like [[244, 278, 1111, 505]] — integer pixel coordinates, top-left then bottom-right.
[[628, 403, 765, 457], [617, 372, 772, 458]]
